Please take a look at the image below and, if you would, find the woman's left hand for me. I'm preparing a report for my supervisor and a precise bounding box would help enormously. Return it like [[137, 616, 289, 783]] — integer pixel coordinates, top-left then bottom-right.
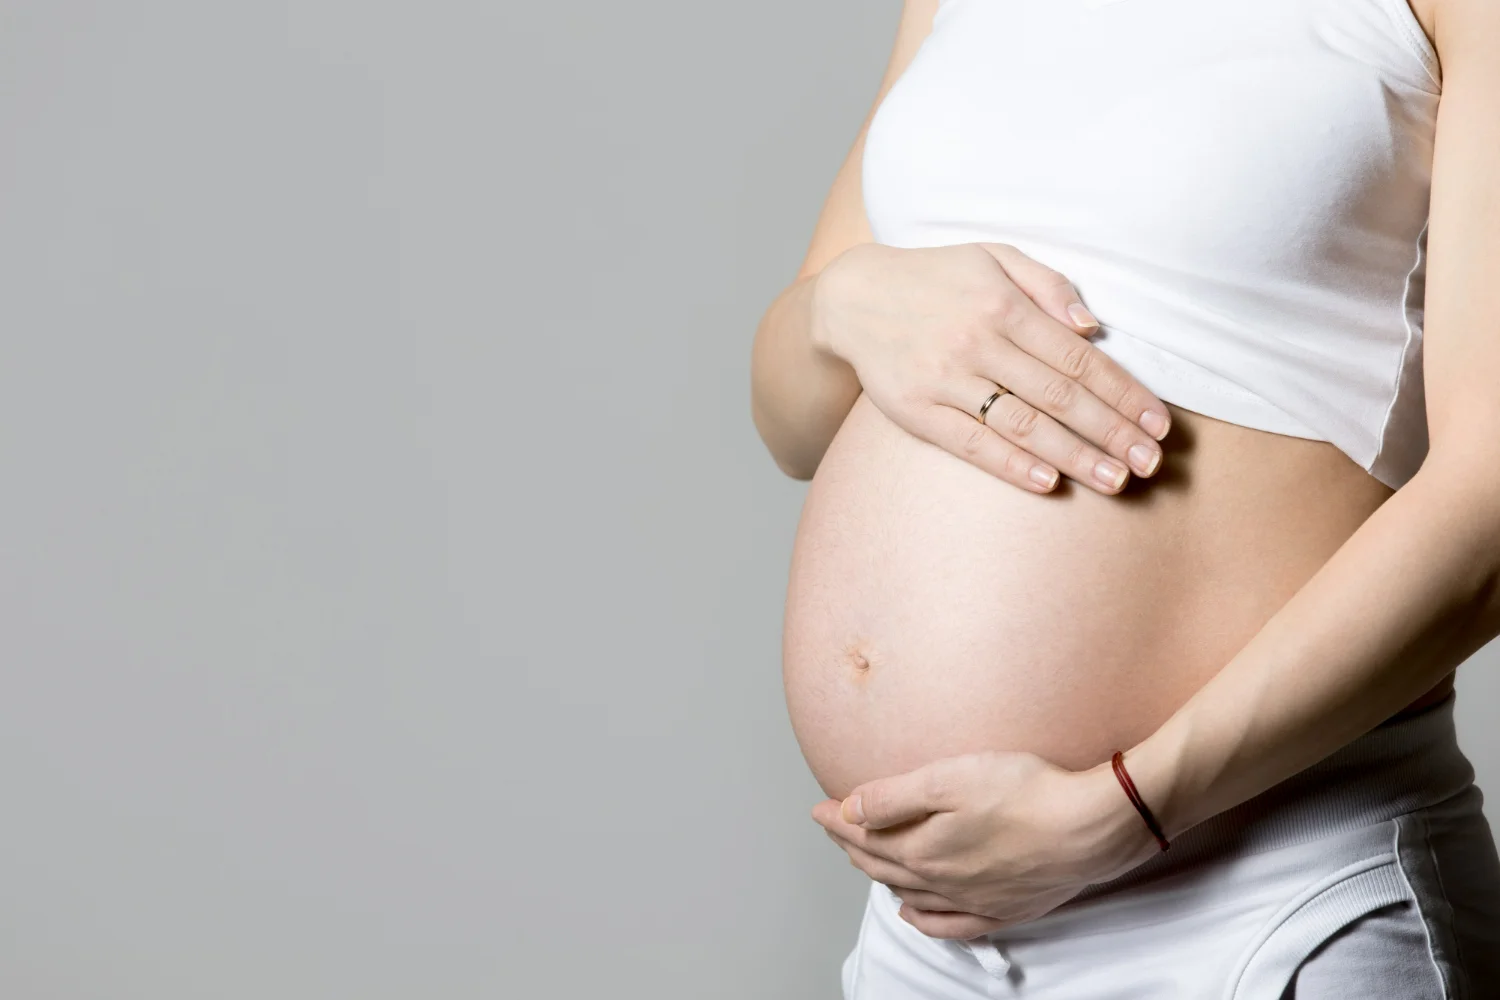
[[812, 750, 1160, 940]]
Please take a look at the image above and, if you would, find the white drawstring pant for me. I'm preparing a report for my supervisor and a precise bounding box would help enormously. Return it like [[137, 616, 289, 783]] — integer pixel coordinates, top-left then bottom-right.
[[840, 693, 1500, 999]]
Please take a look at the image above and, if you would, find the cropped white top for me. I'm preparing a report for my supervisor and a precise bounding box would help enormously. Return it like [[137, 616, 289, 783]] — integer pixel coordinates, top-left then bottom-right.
[[862, 0, 1442, 488]]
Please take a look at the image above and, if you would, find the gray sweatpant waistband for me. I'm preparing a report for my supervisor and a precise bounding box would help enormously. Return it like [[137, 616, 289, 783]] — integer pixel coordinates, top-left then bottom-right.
[[1072, 691, 1475, 903]]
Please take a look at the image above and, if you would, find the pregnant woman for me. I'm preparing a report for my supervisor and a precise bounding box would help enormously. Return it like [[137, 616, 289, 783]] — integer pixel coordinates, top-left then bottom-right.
[[750, 0, 1500, 996]]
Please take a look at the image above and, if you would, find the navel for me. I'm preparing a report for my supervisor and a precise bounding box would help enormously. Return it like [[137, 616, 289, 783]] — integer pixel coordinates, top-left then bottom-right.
[[842, 639, 874, 676]]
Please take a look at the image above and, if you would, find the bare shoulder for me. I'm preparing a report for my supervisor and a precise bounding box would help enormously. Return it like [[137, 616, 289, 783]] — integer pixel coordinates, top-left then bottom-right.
[[1419, 0, 1500, 63], [795, 0, 942, 280]]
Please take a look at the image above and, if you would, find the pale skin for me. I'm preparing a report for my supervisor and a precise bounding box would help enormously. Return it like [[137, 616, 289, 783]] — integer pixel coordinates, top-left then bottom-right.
[[752, 0, 1498, 941], [749, 0, 1174, 494]]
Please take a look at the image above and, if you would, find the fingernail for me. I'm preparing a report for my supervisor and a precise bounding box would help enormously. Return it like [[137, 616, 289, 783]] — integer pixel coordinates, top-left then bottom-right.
[[1140, 409, 1170, 440], [1128, 443, 1161, 476], [1067, 302, 1099, 329], [842, 794, 865, 825], [1094, 459, 1128, 490], [1029, 465, 1059, 490]]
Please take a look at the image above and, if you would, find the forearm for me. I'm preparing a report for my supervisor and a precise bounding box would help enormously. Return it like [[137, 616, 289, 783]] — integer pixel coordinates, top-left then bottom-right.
[[1124, 447, 1500, 840], [750, 268, 862, 480]]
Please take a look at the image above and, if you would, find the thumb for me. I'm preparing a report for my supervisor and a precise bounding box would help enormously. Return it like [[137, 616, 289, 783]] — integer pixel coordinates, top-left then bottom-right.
[[976, 241, 1100, 334], [842, 766, 946, 831]]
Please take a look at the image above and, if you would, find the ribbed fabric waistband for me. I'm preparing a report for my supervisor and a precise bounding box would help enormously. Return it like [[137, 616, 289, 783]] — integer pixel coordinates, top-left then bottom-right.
[[1069, 691, 1475, 904]]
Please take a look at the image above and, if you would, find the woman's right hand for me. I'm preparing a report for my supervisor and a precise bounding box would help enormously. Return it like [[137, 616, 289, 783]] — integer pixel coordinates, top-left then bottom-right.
[[809, 241, 1172, 495]]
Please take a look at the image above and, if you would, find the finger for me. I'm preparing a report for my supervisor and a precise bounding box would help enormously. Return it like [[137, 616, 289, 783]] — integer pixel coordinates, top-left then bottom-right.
[[899, 904, 1007, 941], [815, 802, 911, 865], [811, 798, 844, 828], [972, 250, 1172, 443], [944, 374, 1133, 495], [890, 885, 969, 913], [812, 800, 881, 851], [811, 798, 870, 839], [977, 241, 1100, 334], [815, 802, 926, 868], [843, 763, 955, 831], [972, 340, 1165, 485], [823, 830, 934, 892], [909, 404, 1061, 493]]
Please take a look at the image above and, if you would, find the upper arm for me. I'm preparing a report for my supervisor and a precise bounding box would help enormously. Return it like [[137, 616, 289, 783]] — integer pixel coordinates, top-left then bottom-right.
[[1417, 0, 1500, 462], [795, 0, 940, 280]]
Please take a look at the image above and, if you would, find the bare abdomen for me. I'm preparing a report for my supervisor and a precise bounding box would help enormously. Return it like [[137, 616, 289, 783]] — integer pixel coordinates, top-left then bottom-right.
[[781, 393, 1403, 801]]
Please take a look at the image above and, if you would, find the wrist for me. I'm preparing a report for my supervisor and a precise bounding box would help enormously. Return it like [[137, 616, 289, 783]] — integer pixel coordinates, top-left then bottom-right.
[[1067, 761, 1163, 883], [807, 242, 883, 364], [806, 259, 847, 363], [1117, 710, 1207, 846]]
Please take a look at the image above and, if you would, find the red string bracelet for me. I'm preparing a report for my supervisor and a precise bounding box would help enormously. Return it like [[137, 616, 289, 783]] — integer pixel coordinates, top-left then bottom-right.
[[1111, 750, 1171, 852]]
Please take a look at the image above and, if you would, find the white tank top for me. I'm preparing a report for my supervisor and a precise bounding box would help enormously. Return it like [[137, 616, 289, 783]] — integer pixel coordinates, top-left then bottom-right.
[[862, 0, 1441, 488]]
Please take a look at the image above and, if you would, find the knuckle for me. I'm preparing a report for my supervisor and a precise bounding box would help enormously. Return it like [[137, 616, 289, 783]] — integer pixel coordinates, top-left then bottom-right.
[[930, 355, 964, 385], [1040, 268, 1073, 293], [960, 422, 990, 458], [947, 324, 984, 356], [946, 856, 982, 884], [1041, 375, 1079, 412], [904, 852, 938, 879], [1066, 440, 1093, 472], [1003, 401, 1039, 438], [1057, 342, 1094, 381], [1099, 416, 1135, 453], [912, 855, 957, 884], [1090, 368, 1130, 408], [977, 286, 1025, 332], [1118, 387, 1156, 424], [977, 241, 1016, 264], [881, 839, 911, 868]]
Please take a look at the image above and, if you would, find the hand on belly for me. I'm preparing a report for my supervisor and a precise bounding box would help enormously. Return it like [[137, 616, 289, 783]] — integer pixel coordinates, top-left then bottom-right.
[[781, 393, 1390, 803], [782, 399, 1207, 801], [771, 239, 1396, 939], [808, 746, 1163, 939]]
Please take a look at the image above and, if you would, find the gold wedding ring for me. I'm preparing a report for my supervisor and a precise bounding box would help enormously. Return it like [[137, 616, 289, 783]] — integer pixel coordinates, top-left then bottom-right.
[[977, 386, 1010, 425]]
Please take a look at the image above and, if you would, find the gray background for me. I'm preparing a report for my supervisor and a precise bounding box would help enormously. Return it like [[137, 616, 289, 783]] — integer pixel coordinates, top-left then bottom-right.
[[0, 2, 1492, 998]]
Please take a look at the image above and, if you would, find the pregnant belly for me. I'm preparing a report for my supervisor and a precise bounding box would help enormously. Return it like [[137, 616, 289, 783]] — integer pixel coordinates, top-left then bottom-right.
[[782, 393, 1399, 802]]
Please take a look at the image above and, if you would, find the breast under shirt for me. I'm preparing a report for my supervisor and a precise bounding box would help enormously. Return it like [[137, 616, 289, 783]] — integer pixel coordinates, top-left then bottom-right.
[[862, 0, 1442, 489]]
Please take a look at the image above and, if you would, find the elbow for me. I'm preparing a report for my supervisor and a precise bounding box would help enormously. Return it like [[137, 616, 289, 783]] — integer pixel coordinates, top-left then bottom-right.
[[760, 431, 821, 482], [772, 453, 818, 481], [752, 397, 821, 481]]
